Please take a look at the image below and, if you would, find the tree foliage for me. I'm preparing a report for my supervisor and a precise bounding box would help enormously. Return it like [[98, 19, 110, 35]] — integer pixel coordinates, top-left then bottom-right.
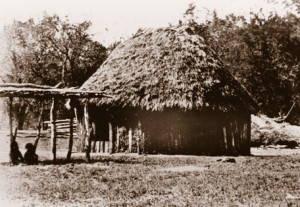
[[182, 4, 300, 123], [2, 14, 108, 129], [4, 14, 107, 87]]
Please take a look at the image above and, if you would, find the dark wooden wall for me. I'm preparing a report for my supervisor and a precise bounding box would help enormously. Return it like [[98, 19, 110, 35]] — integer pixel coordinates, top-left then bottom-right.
[[78, 107, 251, 155], [139, 111, 251, 155]]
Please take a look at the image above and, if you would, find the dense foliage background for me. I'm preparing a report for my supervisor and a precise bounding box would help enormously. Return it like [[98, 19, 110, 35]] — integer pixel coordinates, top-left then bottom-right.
[[182, 2, 300, 124]]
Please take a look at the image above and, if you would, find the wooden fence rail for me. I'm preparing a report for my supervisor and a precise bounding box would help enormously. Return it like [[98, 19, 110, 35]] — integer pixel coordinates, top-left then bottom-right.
[[1, 119, 78, 140]]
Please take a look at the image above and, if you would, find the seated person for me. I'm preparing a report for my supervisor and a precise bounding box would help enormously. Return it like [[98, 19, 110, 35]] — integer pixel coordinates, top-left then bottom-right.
[[10, 141, 24, 165], [24, 143, 38, 165]]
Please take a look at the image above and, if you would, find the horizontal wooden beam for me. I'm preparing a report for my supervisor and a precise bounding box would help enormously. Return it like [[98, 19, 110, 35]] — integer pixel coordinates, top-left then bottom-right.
[[0, 83, 57, 89], [0, 87, 111, 98], [44, 119, 77, 124]]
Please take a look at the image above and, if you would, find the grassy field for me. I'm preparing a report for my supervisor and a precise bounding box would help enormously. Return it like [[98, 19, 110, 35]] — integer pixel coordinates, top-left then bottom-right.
[[1, 154, 300, 207], [1, 133, 300, 206]]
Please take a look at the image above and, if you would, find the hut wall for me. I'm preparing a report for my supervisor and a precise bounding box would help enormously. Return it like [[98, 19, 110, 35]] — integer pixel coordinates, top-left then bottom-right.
[[139, 111, 251, 155], [87, 108, 251, 155]]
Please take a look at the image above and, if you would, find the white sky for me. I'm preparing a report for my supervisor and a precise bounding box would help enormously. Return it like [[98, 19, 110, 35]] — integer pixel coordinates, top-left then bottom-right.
[[0, 0, 296, 46]]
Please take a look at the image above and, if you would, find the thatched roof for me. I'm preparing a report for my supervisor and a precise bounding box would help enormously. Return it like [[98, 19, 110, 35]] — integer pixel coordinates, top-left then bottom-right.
[[81, 26, 258, 113]]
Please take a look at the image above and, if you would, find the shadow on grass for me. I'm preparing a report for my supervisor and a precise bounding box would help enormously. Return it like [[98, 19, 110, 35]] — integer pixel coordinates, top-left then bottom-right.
[[2, 152, 287, 167], [0, 156, 145, 166], [39, 157, 142, 165]]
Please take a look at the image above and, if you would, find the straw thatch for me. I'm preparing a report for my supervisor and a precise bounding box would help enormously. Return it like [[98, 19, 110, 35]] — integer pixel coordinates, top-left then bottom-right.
[[81, 26, 258, 112]]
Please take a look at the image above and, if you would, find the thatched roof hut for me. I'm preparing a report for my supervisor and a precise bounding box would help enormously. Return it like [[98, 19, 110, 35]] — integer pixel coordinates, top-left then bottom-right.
[[80, 26, 258, 155]]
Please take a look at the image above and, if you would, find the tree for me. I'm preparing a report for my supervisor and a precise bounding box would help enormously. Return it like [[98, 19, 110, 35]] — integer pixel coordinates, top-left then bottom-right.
[[2, 14, 108, 129], [37, 14, 107, 86], [181, 5, 300, 123], [4, 14, 107, 87], [238, 13, 300, 117]]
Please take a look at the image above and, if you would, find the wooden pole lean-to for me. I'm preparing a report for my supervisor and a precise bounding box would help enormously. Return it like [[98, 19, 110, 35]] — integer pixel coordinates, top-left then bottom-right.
[[50, 97, 57, 161], [67, 98, 74, 161]]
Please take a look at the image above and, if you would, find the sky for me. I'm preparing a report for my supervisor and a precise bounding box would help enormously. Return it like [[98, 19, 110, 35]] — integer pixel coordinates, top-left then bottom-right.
[[0, 0, 296, 46]]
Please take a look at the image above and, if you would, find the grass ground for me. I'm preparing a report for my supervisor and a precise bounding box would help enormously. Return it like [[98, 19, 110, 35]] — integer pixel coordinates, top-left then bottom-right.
[[1, 154, 300, 207], [1, 134, 300, 206]]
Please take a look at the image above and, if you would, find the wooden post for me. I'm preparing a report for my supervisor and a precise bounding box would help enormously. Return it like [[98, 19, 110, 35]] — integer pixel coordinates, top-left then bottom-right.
[[9, 97, 14, 164], [128, 128, 132, 153], [136, 135, 140, 154], [77, 107, 86, 153], [100, 141, 104, 153], [108, 122, 114, 154], [230, 123, 235, 148], [235, 120, 239, 150], [222, 126, 227, 150], [36, 101, 44, 141], [116, 126, 120, 153], [91, 122, 96, 152], [95, 141, 100, 152], [246, 114, 251, 155], [84, 100, 91, 162], [50, 98, 57, 161], [143, 130, 148, 154], [137, 121, 142, 154], [67, 98, 74, 161], [9, 97, 13, 142], [105, 142, 109, 153], [33, 100, 44, 152]]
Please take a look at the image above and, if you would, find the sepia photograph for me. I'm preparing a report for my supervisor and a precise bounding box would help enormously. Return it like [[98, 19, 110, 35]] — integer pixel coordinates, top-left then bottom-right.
[[0, 0, 300, 206]]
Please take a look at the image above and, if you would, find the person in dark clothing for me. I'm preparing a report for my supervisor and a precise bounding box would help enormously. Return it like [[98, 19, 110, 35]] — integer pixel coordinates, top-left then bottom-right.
[[10, 141, 24, 165], [24, 143, 38, 165]]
